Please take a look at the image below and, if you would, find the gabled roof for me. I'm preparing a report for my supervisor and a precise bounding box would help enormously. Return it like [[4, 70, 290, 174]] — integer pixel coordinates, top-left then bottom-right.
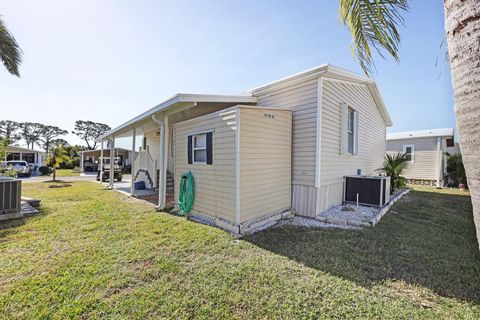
[[386, 128, 455, 141], [247, 64, 393, 126], [98, 93, 257, 140], [98, 64, 392, 141], [6, 145, 45, 154]]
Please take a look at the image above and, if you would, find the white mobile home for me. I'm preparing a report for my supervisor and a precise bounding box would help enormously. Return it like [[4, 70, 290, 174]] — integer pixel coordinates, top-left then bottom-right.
[[386, 128, 455, 187], [98, 64, 392, 234], [4, 145, 46, 169]]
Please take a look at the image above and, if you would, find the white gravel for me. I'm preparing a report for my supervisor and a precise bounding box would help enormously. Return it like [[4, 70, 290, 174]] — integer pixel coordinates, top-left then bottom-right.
[[276, 189, 409, 229]]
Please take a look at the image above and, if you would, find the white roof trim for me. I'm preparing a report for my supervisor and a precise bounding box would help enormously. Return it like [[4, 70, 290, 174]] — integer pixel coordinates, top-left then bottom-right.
[[79, 147, 134, 154], [6, 145, 45, 153], [387, 128, 454, 140], [247, 64, 392, 126], [98, 93, 257, 141]]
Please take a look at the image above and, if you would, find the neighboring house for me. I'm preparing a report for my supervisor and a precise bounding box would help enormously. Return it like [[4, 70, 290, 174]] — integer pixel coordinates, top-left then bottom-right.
[[79, 148, 136, 172], [4, 145, 46, 169], [97, 64, 392, 234], [386, 128, 455, 187]]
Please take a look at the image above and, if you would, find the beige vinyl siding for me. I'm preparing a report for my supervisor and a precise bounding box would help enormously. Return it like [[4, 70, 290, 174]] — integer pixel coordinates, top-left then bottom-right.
[[174, 108, 237, 222], [318, 80, 387, 213], [386, 137, 439, 180], [252, 79, 318, 186], [144, 126, 175, 174], [238, 108, 292, 223]]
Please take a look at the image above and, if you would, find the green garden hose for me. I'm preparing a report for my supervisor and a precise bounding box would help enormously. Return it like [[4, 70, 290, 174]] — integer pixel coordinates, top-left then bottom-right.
[[178, 171, 195, 215]]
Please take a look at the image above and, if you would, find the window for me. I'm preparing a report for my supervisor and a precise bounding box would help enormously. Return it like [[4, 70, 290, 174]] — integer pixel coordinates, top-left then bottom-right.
[[341, 102, 358, 155], [192, 133, 207, 164], [403, 144, 415, 163], [347, 108, 354, 154], [22, 153, 35, 164], [188, 132, 213, 165]]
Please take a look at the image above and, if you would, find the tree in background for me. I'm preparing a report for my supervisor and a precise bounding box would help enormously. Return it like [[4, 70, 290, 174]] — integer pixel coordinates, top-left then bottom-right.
[[38, 125, 68, 155], [18, 122, 43, 149], [50, 138, 70, 148], [72, 120, 111, 150], [0, 16, 22, 76], [338, 0, 480, 248], [0, 137, 8, 161], [0, 120, 20, 144]]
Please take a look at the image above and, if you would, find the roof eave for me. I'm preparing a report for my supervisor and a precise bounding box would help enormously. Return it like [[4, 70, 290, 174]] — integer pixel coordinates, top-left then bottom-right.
[[97, 93, 257, 141]]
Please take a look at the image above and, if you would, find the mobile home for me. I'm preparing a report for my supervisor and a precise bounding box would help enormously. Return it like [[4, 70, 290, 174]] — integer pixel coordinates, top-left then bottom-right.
[[98, 64, 392, 234], [386, 128, 455, 187]]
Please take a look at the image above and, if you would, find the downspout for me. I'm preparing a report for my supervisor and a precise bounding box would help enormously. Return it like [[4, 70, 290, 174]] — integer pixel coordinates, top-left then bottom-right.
[[152, 113, 166, 209]]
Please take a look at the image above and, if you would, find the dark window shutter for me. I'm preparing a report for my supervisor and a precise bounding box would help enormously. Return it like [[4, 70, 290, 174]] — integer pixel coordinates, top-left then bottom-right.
[[206, 132, 213, 164], [187, 135, 192, 164]]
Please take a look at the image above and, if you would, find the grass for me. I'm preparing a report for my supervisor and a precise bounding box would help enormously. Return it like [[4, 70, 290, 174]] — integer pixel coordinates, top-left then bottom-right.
[[53, 169, 80, 177], [0, 182, 479, 319]]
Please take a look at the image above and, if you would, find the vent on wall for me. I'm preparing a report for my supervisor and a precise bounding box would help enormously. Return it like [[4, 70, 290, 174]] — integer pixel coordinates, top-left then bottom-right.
[[0, 178, 22, 214]]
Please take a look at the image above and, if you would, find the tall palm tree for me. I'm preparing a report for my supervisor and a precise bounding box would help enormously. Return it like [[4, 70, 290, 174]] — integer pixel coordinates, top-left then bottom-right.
[[0, 16, 22, 76], [339, 0, 480, 249]]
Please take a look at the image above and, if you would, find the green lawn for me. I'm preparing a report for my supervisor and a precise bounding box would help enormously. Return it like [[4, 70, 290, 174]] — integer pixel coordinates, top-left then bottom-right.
[[0, 182, 479, 319], [53, 169, 80, 177]]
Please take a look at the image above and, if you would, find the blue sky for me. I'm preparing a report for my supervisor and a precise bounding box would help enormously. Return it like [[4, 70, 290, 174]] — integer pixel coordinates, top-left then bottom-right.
[[0, 0, 453, 147]]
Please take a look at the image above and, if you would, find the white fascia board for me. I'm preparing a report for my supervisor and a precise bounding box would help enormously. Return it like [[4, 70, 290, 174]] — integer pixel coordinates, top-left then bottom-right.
[[6, 145, 45, 154], [97, 93, 257, 141], [387, 128, 455, 140]]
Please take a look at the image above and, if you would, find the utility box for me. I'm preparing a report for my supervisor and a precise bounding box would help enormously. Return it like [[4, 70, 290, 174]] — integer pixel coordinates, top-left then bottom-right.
[[344, 175, 390, 207], [0, 177, 22, 214]]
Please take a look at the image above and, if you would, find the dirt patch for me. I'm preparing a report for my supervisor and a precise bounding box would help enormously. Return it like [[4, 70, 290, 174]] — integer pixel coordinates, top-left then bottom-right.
[[48, 183, 72, 189]]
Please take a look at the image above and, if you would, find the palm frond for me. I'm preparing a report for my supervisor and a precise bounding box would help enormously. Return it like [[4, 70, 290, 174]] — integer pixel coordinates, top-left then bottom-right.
[[339, 0, 408, 74], [0, 16, 22, 76]]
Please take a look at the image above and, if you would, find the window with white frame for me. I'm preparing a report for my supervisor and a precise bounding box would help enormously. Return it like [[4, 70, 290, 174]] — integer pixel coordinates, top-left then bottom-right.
[[192, 133, 207, 164], [340, 102, 358, 155], [347, 108, 354, 154], [403, 144, 415, 163]]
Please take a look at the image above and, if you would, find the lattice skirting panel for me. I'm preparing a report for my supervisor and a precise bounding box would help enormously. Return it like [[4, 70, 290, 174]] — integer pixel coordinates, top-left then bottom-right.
[[407, 178, 436, 186]]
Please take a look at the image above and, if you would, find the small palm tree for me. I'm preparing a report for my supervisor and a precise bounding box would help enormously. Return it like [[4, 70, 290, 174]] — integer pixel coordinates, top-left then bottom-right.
[[377, 152, 410, 194], [46, 147, 69, 181], [0, 16, 22, 76]]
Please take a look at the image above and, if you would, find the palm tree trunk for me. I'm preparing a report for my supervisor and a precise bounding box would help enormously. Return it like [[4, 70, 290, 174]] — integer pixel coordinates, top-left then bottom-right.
[[444, 0, 480, 250]]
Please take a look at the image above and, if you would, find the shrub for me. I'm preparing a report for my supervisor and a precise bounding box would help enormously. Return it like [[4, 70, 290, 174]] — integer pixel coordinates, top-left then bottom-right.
[[376, 152, 410, 194], [447, 153, 467, 188], [39, 166, 52, 176]]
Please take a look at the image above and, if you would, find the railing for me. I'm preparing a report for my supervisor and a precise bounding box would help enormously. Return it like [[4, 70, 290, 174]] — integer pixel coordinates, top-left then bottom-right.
[[134, 147, 157, 188]]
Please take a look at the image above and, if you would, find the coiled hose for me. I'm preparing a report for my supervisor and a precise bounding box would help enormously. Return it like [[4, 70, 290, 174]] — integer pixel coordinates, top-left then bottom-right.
[[178, 171, 195, 215]]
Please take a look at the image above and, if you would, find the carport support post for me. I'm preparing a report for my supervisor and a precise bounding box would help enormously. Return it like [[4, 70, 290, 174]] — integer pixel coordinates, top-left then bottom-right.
[[80, 152, 84, 173], [130, 128, 136, 196], [109, 137, 115, 189], [162, 115, 169, 206], [100, 140, 104, 178], [151, 113, 165, 209]]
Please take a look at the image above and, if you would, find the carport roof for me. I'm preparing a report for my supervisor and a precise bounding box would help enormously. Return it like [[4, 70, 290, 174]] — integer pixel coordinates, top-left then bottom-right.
[[98, 93, 257, 141]]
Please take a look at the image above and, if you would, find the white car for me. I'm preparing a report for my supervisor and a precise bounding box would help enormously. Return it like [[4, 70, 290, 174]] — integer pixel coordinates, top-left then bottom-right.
[[5, 161, 31, 177]]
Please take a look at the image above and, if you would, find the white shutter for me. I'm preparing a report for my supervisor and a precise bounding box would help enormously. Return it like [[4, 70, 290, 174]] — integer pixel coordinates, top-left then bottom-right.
[[340, 102, 348, 154], [353, 110, 359, 155]]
